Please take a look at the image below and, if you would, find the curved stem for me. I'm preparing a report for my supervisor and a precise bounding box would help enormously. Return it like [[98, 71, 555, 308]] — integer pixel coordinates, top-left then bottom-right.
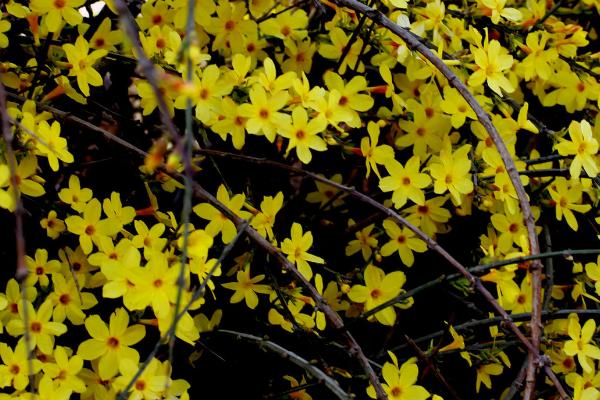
[[323, 0, 544, 396]]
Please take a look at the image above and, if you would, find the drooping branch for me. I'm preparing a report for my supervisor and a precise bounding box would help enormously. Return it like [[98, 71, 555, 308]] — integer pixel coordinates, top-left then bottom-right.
[[321, 0, 544, 396]]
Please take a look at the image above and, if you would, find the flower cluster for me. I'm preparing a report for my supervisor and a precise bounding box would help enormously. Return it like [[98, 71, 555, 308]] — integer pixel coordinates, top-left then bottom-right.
[[0, 0, 599, 397]]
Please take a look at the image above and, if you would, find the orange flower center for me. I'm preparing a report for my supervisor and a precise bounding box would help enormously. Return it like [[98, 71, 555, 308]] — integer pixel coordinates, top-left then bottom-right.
[[31, 321, 42, 332], [107, 337, 120, 348], [59, 294, 71, 305], [224, 20, 236, 31]]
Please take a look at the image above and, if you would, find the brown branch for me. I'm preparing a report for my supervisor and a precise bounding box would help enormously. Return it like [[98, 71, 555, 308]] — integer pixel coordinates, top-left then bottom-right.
[[0, 81, 35, 393], [322, 1, 545, 397], [504, 359, 528, 400]]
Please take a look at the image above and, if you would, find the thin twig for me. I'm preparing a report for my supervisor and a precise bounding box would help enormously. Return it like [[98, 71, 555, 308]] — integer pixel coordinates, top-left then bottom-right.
[[404, 335, 462, 400], [504, 359, 528, 400], [219, 329, 351, 400], [542, 225, 554, 311], [390, 309, 600, 353]]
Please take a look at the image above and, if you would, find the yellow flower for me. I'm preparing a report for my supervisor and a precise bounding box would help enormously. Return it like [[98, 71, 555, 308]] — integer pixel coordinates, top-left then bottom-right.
[[280, 39, 316, 74], [40, 210, 66, 239], [555, 120, 599, 179], [0, 18, 10, 48], [0, 340, 42, 391], [280, 222, 325, 280], [103, 192, 136, 228], [468, 39, 514, 95], [404, 195, 451, 238], [490, 211, 529, 253], [476, 363, 503, 392], [89, 17, 122, 51], [479, 0, 521, 24], [0, 164, 14, 211], [252, 57, 296, 94], [6, 300, 67, 354], [570, 373, 600, 400], [429, 144, 473, 205], [113, 358, 168, 399], [345, 222, 378, 261], [58, 175, 93, 212], [0, 279, 37, 331], [380, 219, 427, 267], [5, 155, 45, 200], [348, 264, 407, 325], [543, 70, 597, 113], [179, 64, 233, 124], [280, 106, 327, 164], [65, 198, 121, 254], [193, 184, 252, 243], [77, 308, 145, 380], [48, 274, 97, 325], [361, 121, 395, 178], [323, 71, 374, 128], [131, 220, 168, 259], [209, 97, 247, 150], [548, 177, 591, 231], [564, 317, 600, 373], [62, 36, 107, 96], [439, 325, 472, 365], [259, 9, 308, 41], [306, 173, 346, 208], [42, 346, 86, 393], [36, 120, 74, 172], [250, 192, 284, 241], [379, 156, 431, 208], [440, 86, 477, 128], [222, 266, 271, 309], [367, 354, 429, 399], [518, 31, 558, 81], [309, 88, 354, 129], [205, 0, 257, 54], [283, 375, 313, 400], [318, 27, 369, 74], [24, 248, 61, 287], [238, 85, 290, 143], [396, 104, 449, 158], [30, 0, 85, 32], [127, 253, 179, 319]]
